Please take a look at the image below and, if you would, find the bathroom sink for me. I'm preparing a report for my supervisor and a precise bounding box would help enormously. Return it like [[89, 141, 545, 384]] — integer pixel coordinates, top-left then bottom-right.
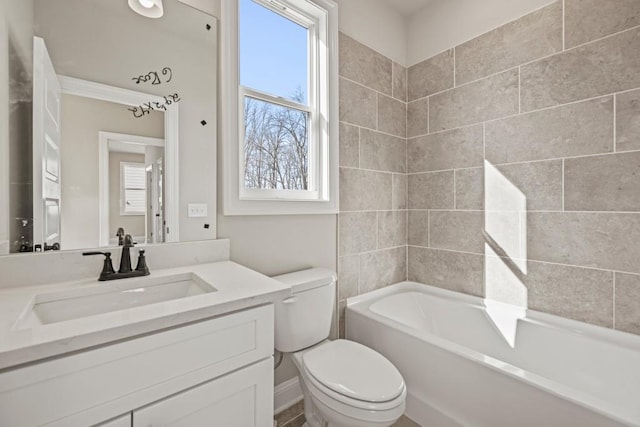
[[20, 273, 216, 326]]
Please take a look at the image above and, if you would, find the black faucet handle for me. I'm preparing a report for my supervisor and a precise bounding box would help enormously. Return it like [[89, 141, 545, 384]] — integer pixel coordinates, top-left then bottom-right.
[[135, 249, 150, 275], [83, 251, 116, 281], [123, 234, 134, 247]]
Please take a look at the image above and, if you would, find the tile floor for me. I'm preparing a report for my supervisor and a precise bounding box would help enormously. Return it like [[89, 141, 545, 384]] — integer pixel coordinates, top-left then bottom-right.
[[274, 400, 421, 427]]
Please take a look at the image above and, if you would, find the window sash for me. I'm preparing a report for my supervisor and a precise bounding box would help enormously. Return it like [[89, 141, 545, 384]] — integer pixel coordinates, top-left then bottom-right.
[[120, 162, 146, 215]]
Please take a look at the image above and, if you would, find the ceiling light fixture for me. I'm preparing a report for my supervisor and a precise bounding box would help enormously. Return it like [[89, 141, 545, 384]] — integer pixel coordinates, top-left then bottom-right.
[[128, 0, 164, 18]]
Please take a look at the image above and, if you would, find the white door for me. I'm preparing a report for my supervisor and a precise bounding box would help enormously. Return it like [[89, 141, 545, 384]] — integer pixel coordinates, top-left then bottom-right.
[[32, 37, 62, 251], [133, 358, 274, 427]]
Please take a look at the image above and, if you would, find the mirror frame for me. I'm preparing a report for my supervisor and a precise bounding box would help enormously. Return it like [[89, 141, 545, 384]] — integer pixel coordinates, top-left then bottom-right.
[[58, 76, 180, 245]]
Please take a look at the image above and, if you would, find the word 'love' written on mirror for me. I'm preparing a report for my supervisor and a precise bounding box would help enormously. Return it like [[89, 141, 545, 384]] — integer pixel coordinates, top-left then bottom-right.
[[132, 67, 173, 85]]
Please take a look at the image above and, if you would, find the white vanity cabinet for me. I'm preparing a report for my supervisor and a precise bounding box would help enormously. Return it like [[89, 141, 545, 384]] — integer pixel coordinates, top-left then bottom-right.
[[0, 305, 275, 427]]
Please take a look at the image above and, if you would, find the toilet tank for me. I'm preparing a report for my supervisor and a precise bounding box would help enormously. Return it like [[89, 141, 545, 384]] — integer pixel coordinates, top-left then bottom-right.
[[272, 268, 337, 353]]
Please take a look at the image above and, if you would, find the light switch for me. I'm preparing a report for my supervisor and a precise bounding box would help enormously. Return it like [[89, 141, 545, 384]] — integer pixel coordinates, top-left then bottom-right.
[[188, 203, 208, 218]]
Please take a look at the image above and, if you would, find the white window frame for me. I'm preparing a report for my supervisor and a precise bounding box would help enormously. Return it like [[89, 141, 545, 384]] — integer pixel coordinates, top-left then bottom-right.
[[120, 161, 146, 216], [221, 0, 338, 215]]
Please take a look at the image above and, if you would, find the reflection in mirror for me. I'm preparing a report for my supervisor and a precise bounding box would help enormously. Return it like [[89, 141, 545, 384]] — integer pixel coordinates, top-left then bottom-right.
[[2, 0, 217, 255]]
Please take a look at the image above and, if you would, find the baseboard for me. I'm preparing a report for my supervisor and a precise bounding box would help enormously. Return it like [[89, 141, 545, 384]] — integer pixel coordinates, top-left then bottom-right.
[[274, 376, 303, 415]]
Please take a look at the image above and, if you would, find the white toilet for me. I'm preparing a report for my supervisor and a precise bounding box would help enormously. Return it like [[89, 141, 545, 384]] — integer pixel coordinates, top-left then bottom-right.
[[274, 268, 407, 427]]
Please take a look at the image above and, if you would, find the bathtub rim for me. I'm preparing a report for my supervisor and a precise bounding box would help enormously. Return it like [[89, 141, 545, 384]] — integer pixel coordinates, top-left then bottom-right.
[[346, 281, 640, 427]]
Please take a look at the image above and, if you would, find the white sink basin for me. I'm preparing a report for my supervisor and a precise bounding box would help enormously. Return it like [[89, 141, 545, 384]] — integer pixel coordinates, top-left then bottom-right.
[[17, 273, 216, 327]]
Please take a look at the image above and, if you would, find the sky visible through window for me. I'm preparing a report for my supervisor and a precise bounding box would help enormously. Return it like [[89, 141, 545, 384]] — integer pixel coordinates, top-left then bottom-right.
[[240, 0, 308, 104]]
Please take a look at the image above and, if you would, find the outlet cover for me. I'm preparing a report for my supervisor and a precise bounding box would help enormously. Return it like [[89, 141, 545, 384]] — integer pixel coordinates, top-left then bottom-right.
[[188, 203, 208, 218]]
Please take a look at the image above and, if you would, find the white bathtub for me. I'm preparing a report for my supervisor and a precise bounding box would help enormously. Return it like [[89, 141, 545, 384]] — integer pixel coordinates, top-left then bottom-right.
[[346, 282, 640, 427]]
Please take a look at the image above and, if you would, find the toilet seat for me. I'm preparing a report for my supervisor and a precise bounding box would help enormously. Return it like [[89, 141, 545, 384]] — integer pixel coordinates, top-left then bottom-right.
[[295, 340, 406, 412]]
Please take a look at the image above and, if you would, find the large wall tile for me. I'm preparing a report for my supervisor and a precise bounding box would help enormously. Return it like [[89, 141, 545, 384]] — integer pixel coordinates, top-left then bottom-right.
[[455, 2, 562, 85], [485, 97, 614, 164], [521, 28, 640, 111], [378, 211, 407, 249], [393, 61, 407, 102], [360, 129, 406, 173], [485, 256, 614, 327], [408, 211, 429, 247], [455, 167, 484, 210], [407, 98, 429, 138], [338, 33, 392, 95], [339, 77, 377, 129], [407, 49, 454, 101], [339, 122, 359, 168], [565, 0, 640, 48], [408, 247, 484, 296], [528, 212, 640, 274], [617, 89, 640, 152], [408, 125, 483, 173], [339, 211, 377, 256], [565, 152, 640, 211], [429, 210, 484, 254], [408, 171, 454, 209], [392, 174, 407, 210], [340, 168, 392, 211], [338, 255, 360, 300], [430, 69, 519, 132], [495, 160, 563, 211], [377, 94, 407, 138], [360, 247, 407, 292], [615, 272, 640, 334]]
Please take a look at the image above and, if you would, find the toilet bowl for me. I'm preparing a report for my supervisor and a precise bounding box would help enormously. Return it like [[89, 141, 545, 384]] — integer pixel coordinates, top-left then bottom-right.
[[273, 268, 407, 427], [292, 340, 406, 427]]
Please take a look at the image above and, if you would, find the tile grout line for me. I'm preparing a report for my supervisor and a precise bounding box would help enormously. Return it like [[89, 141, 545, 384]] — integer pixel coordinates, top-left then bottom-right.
[[612, 272, 616, 330], [562, 158, 565, 211], [562, 0, 566, 51], [613, 93, 617, 153], [518, 66, 522, 114], [407, 244, 640, 276], [453, 47, 456, 88], [348, 87, 634, 142]]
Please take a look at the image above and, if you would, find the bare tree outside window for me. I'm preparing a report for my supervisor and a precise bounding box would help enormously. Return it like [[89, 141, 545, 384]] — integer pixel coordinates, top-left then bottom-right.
[[243, 89, 309, 190]]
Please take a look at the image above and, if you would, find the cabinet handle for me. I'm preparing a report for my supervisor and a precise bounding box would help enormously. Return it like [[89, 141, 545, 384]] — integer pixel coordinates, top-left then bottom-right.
[[282, 296, 297, 304]]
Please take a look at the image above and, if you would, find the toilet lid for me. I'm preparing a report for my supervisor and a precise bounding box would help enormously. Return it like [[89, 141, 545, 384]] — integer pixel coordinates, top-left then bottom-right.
[[302, 340, 405, 403]]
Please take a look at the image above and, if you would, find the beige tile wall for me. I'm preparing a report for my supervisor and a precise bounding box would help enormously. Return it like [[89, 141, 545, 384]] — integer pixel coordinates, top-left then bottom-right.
[[405, 0, 640, 335], [338, 33, 408, 337]]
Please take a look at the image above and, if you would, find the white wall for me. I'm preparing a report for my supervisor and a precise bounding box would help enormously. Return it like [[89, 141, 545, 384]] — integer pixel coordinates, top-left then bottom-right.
[[334, 0, 407, 65], [407, 0, 556, 65]]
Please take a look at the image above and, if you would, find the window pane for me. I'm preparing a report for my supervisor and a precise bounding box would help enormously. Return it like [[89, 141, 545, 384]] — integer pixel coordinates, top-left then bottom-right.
[[240, 0, 308, 104], [244, 96, 309, 190]]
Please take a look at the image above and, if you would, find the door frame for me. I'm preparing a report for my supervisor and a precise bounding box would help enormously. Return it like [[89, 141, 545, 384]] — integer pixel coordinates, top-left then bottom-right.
[[99, 132, 165, 247], [58, 76, 179, 246]]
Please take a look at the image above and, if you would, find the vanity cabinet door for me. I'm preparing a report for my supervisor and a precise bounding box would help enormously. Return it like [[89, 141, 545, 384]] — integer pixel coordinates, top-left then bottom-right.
[[133, 357, 273, 427], [96, 414, 131, 427]]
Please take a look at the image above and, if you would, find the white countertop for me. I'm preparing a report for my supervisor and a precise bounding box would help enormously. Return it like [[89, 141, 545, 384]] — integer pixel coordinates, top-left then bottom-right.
[[0, 261, 291, 370]]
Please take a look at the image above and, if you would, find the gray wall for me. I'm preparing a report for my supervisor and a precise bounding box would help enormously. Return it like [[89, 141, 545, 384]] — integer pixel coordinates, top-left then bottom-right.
[[337, 33, 409, 337], [405, 0, 640, 336]]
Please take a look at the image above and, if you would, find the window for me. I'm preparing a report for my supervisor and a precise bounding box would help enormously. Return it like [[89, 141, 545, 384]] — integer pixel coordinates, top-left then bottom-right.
[[120, 162, 146, 215], [222, 0, 338, 215]]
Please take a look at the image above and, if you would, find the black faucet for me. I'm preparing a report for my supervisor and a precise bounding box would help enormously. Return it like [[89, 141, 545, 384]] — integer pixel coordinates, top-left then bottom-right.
[[116, 227, 125, 246], [83, 234, 150, 281]]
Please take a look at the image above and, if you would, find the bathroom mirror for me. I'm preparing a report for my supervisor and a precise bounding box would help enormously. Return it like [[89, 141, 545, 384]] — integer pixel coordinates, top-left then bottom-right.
[[1, 0, 217, 255]]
